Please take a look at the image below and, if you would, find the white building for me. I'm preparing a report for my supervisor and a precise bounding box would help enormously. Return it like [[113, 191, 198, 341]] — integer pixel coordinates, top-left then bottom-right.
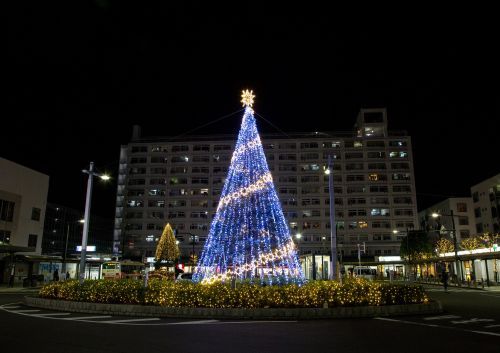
[[0, 158, 49, 284], [418, 197, 475, 244], [471, 173, 500, 234], [114, 108, 418, 263]]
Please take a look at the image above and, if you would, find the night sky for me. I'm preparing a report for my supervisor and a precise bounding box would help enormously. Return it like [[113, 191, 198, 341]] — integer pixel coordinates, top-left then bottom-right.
[[5, 2, 499, 220]]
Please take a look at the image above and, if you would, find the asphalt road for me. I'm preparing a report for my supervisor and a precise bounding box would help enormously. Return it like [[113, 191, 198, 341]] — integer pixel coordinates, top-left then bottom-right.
[[1, 286, 499, 353]]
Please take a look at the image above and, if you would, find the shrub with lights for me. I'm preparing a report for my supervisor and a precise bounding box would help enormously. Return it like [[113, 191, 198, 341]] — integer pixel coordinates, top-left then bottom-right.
[[39, 278, 429, 308]]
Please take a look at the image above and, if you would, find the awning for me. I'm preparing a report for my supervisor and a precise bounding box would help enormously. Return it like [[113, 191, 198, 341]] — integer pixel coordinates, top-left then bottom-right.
[[0, 244, 36, 254], [16, 254, 63, 262]]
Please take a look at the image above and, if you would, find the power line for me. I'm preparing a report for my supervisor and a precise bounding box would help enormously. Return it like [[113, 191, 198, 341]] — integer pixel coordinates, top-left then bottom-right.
[[172, 109, 244, 139], [254, 111, 294, 139]]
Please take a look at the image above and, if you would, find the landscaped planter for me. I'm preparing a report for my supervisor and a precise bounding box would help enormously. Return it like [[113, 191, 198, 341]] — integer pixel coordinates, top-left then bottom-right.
[[25, 296, 442, 319]]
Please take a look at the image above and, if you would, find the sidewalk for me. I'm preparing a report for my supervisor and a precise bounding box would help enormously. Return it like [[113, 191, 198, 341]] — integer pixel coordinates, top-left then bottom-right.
[[0, 285, 41, 294], [415, 280, 500, 292]]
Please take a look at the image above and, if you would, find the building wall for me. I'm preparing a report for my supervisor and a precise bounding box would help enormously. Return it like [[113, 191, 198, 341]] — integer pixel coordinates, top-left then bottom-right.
[[42, 203, 114, 257], [114, 108, 418, 261], [418, 197, 475, 244], [0, 158, 49, 254], [471, 174, 500, 233]]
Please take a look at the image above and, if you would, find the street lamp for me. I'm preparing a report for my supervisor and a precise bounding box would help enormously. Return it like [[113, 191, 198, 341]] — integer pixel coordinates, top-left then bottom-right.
[[432, 211, 462, 285], [325, 156, 337, 280], [79, 162, 110, 284], [175, 231, 198, 269], [295, 233, 302, 254]]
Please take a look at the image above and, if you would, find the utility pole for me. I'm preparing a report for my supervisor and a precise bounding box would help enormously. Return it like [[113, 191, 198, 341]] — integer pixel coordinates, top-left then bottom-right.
[[62, 223, 69, 276], [326, 156, 337, 280], [450, 209, 463, 286], [357, 242, 366, 267]]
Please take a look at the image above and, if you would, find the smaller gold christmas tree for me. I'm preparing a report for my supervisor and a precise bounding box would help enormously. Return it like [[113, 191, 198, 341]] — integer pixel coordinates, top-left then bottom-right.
[[155, 223, 180, 263]]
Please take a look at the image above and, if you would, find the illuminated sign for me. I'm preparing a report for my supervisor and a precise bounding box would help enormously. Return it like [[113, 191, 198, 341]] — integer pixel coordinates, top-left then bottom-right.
[[439, 246, 500, 257], [377, 256, 401, 262], [76, 245, 96, 252]]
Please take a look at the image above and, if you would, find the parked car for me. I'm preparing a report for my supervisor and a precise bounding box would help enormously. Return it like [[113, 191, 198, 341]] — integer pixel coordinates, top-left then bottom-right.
[[176, 273, 193, 281]]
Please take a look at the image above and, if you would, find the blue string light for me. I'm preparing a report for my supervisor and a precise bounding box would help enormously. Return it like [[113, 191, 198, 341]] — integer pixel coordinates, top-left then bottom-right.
[[193, 105, 305, 285]]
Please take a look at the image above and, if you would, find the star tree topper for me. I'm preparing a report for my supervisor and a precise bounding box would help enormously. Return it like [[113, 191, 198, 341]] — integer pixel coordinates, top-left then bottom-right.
[[241, 89, 255, 107]]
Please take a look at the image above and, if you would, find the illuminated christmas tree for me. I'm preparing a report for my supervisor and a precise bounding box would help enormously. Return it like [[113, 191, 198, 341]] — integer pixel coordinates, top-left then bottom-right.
[[194, 90, 304, 285], [155, 223, 180, 266]]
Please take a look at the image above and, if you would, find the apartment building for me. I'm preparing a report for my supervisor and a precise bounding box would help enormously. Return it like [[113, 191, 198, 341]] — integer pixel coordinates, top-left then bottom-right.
[[0, 157, 49, 284], [114, 108, 418, 262], [418, 198, 475, 243], [0, 158, 49, 254], [42, 203, 114, 258], [471, 174, 500, 234]]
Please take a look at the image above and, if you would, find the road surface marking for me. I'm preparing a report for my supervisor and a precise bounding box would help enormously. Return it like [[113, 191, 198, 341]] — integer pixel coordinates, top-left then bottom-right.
[[469, 330, 500, 337], [216, 321, 298, 324], [484, 324, 500, 328], [451, 318, 495, 324], [63, 315, 113, 321], [36, 313, 71, 317], [375, 317, 500, 337], [103, 318, 161, 324], [375, 317, 440, 327], [423, 315, 461, 321], [165, 320, 219, 325], [479, 293, 500, 298], [374, 317, 439, 328], [13, 309, 40, 313], [2, 306, 21, 309]]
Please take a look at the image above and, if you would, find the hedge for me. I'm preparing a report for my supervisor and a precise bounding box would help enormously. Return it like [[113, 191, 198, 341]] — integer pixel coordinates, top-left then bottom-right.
[[39, 278, 429, 308]]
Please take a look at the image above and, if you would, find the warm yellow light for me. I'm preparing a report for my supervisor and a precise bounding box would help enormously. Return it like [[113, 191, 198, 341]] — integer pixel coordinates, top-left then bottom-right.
[[431, 212, 440, 218], [79, 219, 85, 223], [296, 233, 302, 239], [241, 89, 255, 107], [393, 229, 398, 234], [100, 174, 111, 181], [324, 168, 331, 175]]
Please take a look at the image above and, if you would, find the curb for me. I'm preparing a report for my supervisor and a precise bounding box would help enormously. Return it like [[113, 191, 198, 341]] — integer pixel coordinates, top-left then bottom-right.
[[25, 297, 442, 320], [416, 281, 500, 291]]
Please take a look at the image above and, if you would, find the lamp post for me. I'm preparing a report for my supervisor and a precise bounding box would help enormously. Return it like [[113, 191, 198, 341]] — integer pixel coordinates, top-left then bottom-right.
[[79, 162, 110, 284], [432, 210, 462, 285], [62, 223, 70, 277], [394, 227, 411, 281], [295, 233, 302, 254], [325, 155, 337, 280], [176, 231, 197, 270]]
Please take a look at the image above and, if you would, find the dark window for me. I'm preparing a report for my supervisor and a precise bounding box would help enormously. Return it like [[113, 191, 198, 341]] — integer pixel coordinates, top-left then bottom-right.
[[131, 146, 147, 153], [28, 234, 38, 248], [31, 207, 41, 221], [364, 112, 384, 123], [0, 230, 11, 244], [456, 203, 468, 212], [0, 200, 15, 222]]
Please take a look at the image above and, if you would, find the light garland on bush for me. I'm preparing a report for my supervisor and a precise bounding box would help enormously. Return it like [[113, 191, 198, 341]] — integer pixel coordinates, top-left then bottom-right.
[[39, 279, 430, 308]]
